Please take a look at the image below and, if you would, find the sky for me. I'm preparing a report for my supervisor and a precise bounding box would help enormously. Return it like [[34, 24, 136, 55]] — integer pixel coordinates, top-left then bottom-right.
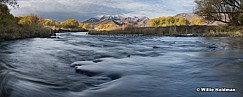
[[10, 0, 196, 21]]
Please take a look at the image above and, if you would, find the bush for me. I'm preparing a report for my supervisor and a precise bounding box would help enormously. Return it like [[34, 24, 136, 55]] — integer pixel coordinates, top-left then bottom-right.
[[61, 19, 79, 28], [82, 23, 94, 29]]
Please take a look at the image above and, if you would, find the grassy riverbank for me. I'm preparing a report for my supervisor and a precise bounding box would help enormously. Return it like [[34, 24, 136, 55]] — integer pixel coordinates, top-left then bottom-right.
[[89, 25, 243, 37], [0, 24, 53, 41]]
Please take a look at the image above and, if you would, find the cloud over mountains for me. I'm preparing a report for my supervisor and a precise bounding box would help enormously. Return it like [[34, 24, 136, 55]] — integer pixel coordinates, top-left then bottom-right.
[[10, 0, 195, 21]]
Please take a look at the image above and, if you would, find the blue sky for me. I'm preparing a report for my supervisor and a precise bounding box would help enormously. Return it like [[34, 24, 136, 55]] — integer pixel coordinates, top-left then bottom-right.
[[10, 0, 196, 21]]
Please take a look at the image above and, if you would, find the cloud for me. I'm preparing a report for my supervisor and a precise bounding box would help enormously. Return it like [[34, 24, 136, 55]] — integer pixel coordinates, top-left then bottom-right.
[[10, 0, 196, 21]]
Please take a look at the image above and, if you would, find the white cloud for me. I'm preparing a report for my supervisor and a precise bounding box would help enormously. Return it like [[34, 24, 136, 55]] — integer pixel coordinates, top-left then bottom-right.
[[10, 0, 195, 21]]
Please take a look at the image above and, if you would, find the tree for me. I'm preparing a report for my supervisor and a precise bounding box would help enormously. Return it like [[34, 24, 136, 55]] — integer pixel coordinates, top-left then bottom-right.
[[195, 0, 243, 25], [40, 19, 56, 26], [17, 15, 42, 25], [0, 3, 16, 25], [96, 24, 118, 30], [147, 19, 160, 27], [0, 0, 18, 7], [177, 17, 190, 26], [97, 24, 105, 29], [82, 23, 94, 29], [191, 18, 205, 25], [79, 23, 84, 28], [147, 16, 189, 27], [61, 19, 79, 28]]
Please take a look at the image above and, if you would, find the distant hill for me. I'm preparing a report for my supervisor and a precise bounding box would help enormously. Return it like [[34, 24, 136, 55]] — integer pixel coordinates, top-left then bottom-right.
[[83, 18, 99, 23], [175, 13, 201, 21], [175, 13, 225, 25], [83, 15, 150, 27]]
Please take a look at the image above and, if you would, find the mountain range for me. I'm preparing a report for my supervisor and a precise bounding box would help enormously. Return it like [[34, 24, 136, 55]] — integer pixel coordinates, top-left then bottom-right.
[[82, 13, 223, 27], [83, 15, 150, 27]]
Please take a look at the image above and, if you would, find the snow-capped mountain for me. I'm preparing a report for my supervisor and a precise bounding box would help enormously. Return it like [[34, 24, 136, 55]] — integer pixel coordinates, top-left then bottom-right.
[[83, 15, 150, 27]]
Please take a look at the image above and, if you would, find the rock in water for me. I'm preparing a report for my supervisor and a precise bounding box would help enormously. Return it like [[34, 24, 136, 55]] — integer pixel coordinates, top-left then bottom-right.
[[153, 46, 160, 48]]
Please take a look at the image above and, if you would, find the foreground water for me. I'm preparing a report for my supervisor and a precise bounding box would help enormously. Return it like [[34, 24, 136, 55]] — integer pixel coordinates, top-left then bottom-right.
[[0, 32, 243, 97]]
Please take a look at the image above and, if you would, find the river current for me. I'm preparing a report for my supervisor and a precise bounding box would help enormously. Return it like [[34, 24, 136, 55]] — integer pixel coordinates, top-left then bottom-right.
[[0, 32, 243, 97]]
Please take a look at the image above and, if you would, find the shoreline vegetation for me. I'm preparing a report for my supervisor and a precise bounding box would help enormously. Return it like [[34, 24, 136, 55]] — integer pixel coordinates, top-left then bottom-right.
[[53, 28, 88, 33], [0, 25, 53, 41], [1, 0, 243, 41], [0, 3, 53, 41], [88, 26, 243, 37], [88, 15, 243, 37], [0, 3, 91, 41]]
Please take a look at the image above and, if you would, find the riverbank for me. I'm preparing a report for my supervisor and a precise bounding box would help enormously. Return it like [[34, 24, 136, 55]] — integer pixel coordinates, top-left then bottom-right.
[[53, 28, 88, 33], [89, 26, 243, 37], [0, 25, 53, 41]]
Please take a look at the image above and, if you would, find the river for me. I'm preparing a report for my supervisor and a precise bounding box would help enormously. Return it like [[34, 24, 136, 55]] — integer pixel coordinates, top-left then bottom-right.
[[0, 32, 243, 97]]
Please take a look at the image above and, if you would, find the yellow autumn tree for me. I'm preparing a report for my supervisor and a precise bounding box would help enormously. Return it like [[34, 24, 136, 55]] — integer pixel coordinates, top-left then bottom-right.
[[176, 17, 189, 26], [17, 15, 42, 25], [190, 18, 205, 25], [97, 24, 118, 30], [82, 23, 94, 29], [61, 19, 79, 28], [79, 23, 84, 28], [147, 16, 189, 27], [39, 19, 56, 26]]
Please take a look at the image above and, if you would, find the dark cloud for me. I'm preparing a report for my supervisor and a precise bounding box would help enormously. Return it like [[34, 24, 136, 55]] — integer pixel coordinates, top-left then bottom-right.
[[10, 0, 195, 21]]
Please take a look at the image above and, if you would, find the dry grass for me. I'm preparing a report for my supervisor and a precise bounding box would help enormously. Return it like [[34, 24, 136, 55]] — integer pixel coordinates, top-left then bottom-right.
[[0, 24, 53, 41], [89, 25, 243, 37]]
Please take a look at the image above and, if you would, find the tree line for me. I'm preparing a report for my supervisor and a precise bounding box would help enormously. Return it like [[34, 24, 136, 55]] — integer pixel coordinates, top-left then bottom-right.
[[17, 16, 95, 29], [147, 16, 205, 27], [6, 13, 206, 32], [42, 19, 94, 29]]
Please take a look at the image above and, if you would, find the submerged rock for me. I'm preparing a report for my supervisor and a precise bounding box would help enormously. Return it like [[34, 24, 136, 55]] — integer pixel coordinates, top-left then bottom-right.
[[127, 55, 131, 57], [206, 44, 218, 49], [92, 60, 103, 63], [106, 73, 122, 80], [70, 61, 95, 67], [75, 66, 100, 77], [207, 45, 218, 49], [152, 46, 160, 48]]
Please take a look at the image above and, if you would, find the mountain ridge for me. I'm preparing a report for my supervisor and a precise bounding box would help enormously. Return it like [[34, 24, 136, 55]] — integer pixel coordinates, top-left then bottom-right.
[[83, 15, 150, 27], [175, 13, 201, 21]]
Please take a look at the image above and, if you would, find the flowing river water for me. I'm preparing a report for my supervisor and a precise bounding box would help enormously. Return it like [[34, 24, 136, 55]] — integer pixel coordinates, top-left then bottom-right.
[[0, 32, 243, 97]]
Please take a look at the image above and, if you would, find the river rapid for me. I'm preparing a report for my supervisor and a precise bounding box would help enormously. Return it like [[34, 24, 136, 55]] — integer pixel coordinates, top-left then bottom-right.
[[1, 32, 243, 97]]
